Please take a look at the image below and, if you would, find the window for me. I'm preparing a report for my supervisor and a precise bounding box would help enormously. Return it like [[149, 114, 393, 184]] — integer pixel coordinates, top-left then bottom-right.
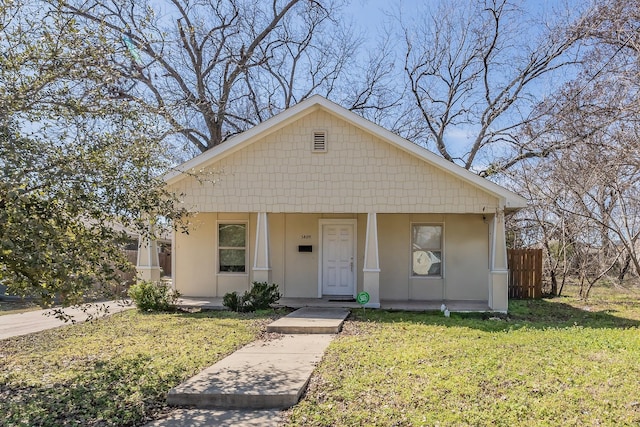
[[411, 224, 442, 277], [218, 223, 246, 273]]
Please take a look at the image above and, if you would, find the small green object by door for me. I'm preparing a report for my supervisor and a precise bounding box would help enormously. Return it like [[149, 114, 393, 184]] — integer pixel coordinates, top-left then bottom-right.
[[356, 291, 370, 305]]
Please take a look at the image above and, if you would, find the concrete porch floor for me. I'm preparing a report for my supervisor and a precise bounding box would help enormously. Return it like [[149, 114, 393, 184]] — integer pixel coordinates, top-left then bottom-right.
[[176, 296, 491, 312]]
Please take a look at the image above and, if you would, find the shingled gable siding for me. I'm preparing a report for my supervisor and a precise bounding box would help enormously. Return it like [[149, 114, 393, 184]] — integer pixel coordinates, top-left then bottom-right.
[[168, 110, 500, 213]]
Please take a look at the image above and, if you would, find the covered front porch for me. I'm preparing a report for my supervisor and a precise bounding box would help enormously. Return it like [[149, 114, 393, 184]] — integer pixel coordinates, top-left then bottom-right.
[[138, 211, 510, 312]]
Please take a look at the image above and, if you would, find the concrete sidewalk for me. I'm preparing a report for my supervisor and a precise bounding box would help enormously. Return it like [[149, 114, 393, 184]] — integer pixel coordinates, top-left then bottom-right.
[[167, 334, 334, 409], [267, 307, 347, 334], [147, 307, 350, 427], [144, 409, 283, 427], [0, 301, 133, 340]]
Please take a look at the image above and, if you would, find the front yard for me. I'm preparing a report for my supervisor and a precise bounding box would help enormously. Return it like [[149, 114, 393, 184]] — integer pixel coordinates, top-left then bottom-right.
[[0, 309, 271, 426], [287, 284, 640, 426], [1, 284, 639, 426]]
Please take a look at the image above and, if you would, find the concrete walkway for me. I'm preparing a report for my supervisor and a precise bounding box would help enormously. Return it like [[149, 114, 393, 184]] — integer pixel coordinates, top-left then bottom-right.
[[144, 409, 284, 427], [0, 301, 133, 340], [147, 307, 350, 427]]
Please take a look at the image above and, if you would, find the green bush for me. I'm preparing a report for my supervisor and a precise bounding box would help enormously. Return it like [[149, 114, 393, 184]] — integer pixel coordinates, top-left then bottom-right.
[[247, 281, 281, 310], [128, 280, 180, 311], [223, 281, 281, 312], [222, 291, 245, 312]]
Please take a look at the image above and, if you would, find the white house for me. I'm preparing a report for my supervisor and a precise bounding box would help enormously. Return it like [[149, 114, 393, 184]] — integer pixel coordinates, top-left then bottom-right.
[[139, 95, 526, 312]]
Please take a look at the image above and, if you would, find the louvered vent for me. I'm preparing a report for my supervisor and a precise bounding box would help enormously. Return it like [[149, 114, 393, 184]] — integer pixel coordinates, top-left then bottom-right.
[[312, 131, 327, 152]]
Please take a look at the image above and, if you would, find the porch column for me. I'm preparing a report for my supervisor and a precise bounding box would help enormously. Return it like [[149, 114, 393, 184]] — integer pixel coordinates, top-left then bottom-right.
[[363, 212, 381, 308], [252, 212, 271, 283], [489, 208, 509, 312], [136, 222, 161, 282]]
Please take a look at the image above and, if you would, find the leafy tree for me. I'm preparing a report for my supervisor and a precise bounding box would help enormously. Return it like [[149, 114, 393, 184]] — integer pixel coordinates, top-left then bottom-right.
[[0, 1, 184, 307]]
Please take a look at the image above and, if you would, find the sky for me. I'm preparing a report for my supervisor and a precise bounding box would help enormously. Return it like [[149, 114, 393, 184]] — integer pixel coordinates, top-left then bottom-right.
[[344, 0, 581, 31], [135, 0, 591, 167], [341, 0, 589, 167]]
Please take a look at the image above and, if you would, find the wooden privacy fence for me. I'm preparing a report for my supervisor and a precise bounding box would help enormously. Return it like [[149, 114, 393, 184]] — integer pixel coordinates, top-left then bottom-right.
[[507, 248, 543, 299]]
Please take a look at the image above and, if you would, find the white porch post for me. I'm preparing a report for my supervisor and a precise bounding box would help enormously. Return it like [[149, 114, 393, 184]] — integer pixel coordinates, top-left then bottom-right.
[[363, 212, 381, 308], [489, 208, 509, 312], [252, 212, 271, 283], [136, 222, 161, 282]]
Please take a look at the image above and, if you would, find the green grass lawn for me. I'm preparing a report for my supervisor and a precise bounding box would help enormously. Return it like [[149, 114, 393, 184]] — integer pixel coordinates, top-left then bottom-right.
[[286, 284, 640, 426], [2, 285, 639, 427], [0, 309, 272, 426]]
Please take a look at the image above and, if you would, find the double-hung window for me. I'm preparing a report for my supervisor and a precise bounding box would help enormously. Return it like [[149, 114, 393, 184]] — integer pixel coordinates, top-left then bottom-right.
[[218, 223, 247, 273], [411, 224, 442, 277]]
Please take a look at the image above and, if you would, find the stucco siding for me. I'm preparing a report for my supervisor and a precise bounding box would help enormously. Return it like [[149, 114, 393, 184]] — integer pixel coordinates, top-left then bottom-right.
[[378, 214, 412, 300], [174, 213, 217, 297], [168, 110, 500, 213], [377, 213, 489, 301], [174, 213, 489, 301], [174, 212, 489, 301], [174, 212, 254, 297], [175, 213, 364, 298], [444, 214, 490, 300], [282, 214, 321, 297]]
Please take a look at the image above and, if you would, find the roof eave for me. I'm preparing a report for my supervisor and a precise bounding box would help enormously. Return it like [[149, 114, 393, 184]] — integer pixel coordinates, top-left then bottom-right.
[[164, 95, 528, 209]]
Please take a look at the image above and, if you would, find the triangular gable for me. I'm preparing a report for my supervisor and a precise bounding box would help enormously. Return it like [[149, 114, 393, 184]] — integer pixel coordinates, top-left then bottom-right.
[[165, 95, 527, 211]]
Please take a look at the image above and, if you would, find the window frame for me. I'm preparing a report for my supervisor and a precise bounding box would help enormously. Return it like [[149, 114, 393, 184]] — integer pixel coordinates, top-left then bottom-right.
[[410, 223, 444, 278], [217, 221, 248, 274]]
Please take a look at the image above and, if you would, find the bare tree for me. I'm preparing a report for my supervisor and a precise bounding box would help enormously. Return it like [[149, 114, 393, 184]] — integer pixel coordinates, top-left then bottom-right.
[[59, 0, 393, 158], [581, 0, 640, 54], [399, 0, 595, 172], [508, 162, 576, 296], [508, 126, 640, 298]]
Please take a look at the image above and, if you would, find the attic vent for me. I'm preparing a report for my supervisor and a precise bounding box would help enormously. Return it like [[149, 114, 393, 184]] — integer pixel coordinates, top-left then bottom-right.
[[312, 131, 327, 152]]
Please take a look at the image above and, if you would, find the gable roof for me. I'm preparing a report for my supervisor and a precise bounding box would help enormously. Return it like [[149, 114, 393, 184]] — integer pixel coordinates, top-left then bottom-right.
[[165, 95, 527, 209]]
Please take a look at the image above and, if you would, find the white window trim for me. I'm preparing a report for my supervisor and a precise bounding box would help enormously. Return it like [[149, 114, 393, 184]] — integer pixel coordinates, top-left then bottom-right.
[[410, 222, 445, 279], [217, 220, 249, 275]]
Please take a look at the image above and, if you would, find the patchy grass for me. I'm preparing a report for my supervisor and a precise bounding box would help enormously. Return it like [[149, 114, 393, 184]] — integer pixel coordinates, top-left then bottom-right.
[[287, 284, 640, 426], [0, 300, 40, 315], [0, 309, 274, 426]]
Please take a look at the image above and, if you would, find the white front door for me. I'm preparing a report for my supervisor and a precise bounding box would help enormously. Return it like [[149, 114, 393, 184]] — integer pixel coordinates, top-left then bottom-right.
[[321, 222, 355, 296]]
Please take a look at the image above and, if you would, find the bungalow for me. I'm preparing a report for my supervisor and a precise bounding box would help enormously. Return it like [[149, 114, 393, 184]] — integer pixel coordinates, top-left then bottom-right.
[[138, 96, 526, 312]]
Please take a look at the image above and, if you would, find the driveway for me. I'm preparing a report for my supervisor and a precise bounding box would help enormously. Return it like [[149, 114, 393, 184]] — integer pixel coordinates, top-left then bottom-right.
[[0, 301, 133, 340]]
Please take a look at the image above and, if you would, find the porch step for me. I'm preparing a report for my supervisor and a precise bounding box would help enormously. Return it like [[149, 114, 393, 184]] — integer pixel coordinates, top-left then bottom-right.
[[266, 307, 350, 334], [166, 334, 334, 409]]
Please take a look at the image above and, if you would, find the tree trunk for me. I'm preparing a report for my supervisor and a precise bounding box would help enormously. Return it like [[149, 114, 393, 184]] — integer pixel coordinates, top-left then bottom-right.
[[618, 253, 631, 284]]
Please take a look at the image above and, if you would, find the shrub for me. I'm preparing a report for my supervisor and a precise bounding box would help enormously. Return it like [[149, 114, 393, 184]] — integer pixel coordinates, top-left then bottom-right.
[[222, 291, 245, 312], [128, 280, 180, 311], [223, 281, 281, 312], [246, 281, 281, 310]]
